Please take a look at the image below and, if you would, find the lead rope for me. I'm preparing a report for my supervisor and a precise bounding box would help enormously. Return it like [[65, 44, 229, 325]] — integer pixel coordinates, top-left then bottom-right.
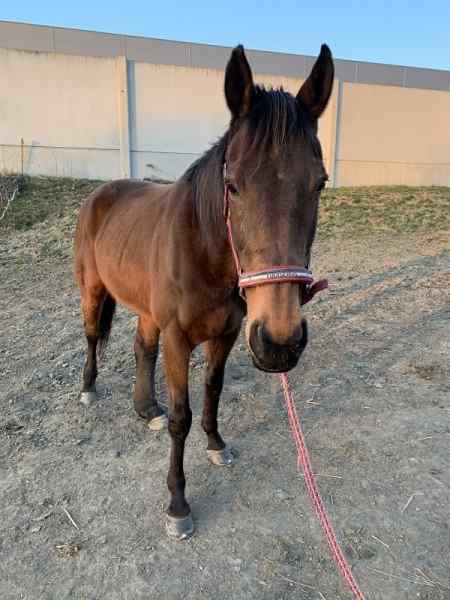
[[223, 173, 366, 599], [280, 373, 366, 599]]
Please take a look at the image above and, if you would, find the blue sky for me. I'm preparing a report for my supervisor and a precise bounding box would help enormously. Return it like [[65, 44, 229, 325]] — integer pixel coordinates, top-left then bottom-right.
[[2, 1, 449, 70]]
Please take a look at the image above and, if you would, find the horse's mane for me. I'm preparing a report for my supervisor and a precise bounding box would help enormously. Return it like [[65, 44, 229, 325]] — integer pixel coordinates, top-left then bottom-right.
[[182, 86, 320, 242]]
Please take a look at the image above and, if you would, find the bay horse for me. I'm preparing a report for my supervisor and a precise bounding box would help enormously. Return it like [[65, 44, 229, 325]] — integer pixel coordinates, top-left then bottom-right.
[[74, 44, 334, 539]]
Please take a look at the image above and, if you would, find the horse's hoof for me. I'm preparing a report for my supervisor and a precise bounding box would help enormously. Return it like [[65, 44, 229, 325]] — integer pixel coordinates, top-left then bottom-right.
[[148, 413, 168, 431], [165, 513, 195, 540], [207, 446, 234, 466], [80, 391, 97, 406]]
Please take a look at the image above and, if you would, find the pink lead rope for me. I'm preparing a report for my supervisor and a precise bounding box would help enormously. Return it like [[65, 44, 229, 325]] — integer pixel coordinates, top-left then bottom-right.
[[280, 373, 366, 599], [224, 173, 366, 599]]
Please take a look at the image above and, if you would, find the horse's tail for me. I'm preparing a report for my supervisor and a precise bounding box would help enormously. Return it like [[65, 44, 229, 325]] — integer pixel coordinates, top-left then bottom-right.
[[97, 293, 116, 358]]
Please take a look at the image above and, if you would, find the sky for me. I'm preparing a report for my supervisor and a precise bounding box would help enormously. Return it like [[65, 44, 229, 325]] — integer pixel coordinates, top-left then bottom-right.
[[2, 1, 449, 70]]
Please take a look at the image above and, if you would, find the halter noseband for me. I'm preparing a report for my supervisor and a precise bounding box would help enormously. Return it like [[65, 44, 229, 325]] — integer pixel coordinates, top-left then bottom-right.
[[223, 163, 328, 304]]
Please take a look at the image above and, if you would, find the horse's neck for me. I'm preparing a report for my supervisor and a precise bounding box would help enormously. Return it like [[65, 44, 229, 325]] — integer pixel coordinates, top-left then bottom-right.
[[178, 180, 236, 291]]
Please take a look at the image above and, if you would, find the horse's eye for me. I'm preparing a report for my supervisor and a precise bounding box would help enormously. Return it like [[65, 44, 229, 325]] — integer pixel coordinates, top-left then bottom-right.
[[227, 183, 239, 196]]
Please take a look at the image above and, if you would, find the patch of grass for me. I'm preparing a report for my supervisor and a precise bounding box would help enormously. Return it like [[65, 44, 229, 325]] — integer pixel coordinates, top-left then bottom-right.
[[0, 175, 103, 231], [319, 185, 450, 238]]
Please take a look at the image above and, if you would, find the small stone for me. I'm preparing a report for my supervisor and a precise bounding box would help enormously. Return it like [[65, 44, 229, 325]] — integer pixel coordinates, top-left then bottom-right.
[[55, 543, 81, 558]]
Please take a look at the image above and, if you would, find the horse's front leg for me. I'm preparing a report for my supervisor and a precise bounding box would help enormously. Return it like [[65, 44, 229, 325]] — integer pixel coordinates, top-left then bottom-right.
[[163, 322, 194, 540], [202, 329, 240, 466]]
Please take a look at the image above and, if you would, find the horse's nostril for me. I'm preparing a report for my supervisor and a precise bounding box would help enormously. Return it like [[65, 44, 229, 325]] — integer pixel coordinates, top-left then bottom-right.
[[287, 319, 308, 352], [249, 321, 270, 358], [257, 322, 269, 345]]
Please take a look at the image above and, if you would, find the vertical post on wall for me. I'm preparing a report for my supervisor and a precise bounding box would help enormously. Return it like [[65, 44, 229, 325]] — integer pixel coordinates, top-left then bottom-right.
[[325, 80, 338, 188], [330, 79, 344, 188], [116, 56, 131, 179], [21, 138, 24, 177]]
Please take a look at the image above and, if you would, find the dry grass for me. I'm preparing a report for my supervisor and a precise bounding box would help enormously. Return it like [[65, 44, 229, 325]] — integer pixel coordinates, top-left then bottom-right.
[[319, 185, 450, 238], [0, 175, 103, 232], [1, 176, 449, 238]]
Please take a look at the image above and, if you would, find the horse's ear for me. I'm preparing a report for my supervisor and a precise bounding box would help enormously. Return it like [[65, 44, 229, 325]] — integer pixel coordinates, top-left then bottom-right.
[[225, 45, 254, 118], [297, 44, 334, 121]]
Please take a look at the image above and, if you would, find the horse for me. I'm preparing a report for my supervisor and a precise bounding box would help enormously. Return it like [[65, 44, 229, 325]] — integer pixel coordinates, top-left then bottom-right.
[[74, 44, 334, 539]]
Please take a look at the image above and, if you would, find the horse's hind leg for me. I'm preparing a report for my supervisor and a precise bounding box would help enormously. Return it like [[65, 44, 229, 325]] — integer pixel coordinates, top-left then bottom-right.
[[79, 282, 115, 406], [133, 315, 167, 430], [201, 329, 239, 466]]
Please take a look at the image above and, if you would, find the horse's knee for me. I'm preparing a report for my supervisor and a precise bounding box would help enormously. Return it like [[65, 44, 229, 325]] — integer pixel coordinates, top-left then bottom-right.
[[168, 409, 192, 440], [134, 336, 158, 363], [205, 364, 224, 390]]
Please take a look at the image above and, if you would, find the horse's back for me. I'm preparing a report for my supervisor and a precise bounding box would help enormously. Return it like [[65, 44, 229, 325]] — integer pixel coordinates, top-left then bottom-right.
[[76, 179, 153, 236], [75, 179, 172, 248]]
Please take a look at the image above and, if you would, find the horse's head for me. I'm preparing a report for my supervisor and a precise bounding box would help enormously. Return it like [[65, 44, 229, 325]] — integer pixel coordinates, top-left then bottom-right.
[[224, 44, 334, 373]]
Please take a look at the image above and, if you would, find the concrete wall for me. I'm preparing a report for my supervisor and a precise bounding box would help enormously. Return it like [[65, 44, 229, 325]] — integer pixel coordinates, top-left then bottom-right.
[[0, 48, 121, 179], [128, 64, 312, 180], [336, 83, 450, 186], [1, 21, 449, 185], [129, 63, 227, 180]]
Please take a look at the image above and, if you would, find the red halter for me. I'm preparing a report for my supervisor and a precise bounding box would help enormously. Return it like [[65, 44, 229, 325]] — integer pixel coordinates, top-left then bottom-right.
[[223, 164, 328, 303]]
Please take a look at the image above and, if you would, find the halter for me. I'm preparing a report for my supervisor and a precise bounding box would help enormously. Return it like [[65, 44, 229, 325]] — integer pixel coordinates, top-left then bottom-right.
[[223, 163, 328, 304]]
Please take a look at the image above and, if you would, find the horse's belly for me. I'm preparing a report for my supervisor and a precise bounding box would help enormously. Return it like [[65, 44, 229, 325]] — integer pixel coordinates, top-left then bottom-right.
[[98, 262, 151, 316]]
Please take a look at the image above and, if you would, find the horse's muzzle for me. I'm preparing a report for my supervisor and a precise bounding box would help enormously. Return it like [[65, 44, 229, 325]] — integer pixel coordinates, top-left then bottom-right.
[[248, 319, 308, 373]]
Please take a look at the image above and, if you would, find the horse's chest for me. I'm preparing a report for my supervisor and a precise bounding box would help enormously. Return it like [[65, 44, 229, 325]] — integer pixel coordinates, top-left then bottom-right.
[[185, 301, 242, 346]]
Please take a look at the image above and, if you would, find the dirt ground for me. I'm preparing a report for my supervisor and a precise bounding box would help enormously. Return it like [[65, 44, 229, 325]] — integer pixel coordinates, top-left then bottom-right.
[[1, 190, 450, 599]]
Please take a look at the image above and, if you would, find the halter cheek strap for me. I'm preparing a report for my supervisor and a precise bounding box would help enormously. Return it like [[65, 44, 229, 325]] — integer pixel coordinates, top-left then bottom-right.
[[223, 163, 328, 304]]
